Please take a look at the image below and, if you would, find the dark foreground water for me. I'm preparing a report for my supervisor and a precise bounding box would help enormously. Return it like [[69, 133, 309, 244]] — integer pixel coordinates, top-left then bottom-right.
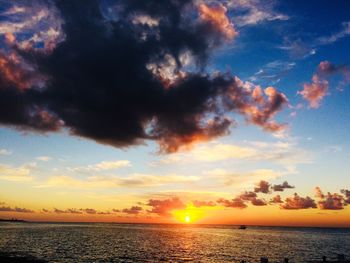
[[0, 222, 349, 262]]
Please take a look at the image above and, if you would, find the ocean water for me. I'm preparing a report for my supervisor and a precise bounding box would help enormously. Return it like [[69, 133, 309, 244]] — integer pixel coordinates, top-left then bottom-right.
[[0, 222, 349, 262]]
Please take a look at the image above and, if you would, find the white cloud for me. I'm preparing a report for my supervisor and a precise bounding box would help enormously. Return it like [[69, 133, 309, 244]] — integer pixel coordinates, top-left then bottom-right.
[[318, 21, 350, 45], [36, 156, 52, 162], [70, 160, 131, 172], [0, 149, 12, 156], [0, 163, 35, 182], [37, 173, 200, 189], [226, 0, 288, 26], [205, 168, 281, 187]]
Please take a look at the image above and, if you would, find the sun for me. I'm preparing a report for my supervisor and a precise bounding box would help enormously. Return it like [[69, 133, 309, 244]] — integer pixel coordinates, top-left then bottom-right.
[[185, 215, 191, 223]]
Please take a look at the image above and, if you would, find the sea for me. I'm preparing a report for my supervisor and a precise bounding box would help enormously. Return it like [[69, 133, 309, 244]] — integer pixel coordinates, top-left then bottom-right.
[[0, 222, 349, 262]]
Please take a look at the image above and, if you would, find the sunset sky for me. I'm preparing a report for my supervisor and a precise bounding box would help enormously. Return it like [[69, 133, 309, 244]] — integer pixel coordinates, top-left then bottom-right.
[[0, 0, 350, 227]]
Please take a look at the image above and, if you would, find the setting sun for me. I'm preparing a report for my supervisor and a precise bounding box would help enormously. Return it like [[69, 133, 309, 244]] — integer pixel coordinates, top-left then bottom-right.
[[185, 215, 191, 223]]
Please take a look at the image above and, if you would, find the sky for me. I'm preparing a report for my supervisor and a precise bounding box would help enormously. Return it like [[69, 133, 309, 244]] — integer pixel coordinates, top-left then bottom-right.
[[0, 0, 349, 227]]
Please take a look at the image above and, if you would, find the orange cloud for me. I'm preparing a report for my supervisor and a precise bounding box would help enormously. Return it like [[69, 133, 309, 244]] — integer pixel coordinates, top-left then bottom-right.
[[198, 3, 238, 41], [270, 195, 283, 204], [147, 197, 185, 216], [299, 61, 350, 108]]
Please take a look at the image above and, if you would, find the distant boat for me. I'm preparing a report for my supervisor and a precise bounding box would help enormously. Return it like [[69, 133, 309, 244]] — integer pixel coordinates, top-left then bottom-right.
[[238, 225, 247, 230]]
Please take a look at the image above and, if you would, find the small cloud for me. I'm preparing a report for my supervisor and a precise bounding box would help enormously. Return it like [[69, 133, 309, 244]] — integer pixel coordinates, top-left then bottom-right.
[[192, 200, 216, 208], [315, 187, 345, 210], [122, 206, 143, 215], [0, 206, 34, 213], [299, 61, 350, 109], [217, 197, 247, 209], [250, 197, 267, 206], [317, 21, 350, 45], [0, 163, 34, 182], [0, 149, 12, 156], [250, 60, 296, 84], [36, 156, 52, 162], [254, 180, 271, 194], [226, 0, 288, 27], [298, 75, 329, 109], [278, 39, 316, 59], [272, 181, 295, 192], [281, 193, 317, 210], [71, 160, 131, 172], [83, 208, 97, 214], [340, 189, 350, 204], [270, 195, 283, 204]]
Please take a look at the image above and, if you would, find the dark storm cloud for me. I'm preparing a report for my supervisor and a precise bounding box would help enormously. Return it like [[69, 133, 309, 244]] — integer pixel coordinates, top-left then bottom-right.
[[0, 0, 288, 153]]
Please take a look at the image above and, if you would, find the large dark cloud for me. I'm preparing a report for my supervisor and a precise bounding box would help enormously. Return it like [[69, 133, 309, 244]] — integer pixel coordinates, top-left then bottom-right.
[[0, 0, 288, 153]]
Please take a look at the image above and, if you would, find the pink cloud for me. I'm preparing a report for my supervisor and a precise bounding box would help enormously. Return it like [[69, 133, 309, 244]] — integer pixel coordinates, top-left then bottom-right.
[[315, 187, 345, 210], [299, 75, 329, 108], [281, 193, 317, 210], [300, 61, 350, 108]]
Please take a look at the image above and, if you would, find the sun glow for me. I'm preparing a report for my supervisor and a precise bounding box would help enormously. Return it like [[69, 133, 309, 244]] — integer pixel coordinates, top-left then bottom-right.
[[173, 204, 216, 224]]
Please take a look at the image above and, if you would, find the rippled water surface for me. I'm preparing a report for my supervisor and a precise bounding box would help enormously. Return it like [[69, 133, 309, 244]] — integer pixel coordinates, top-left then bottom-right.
[[0, 223, 349, 262]]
